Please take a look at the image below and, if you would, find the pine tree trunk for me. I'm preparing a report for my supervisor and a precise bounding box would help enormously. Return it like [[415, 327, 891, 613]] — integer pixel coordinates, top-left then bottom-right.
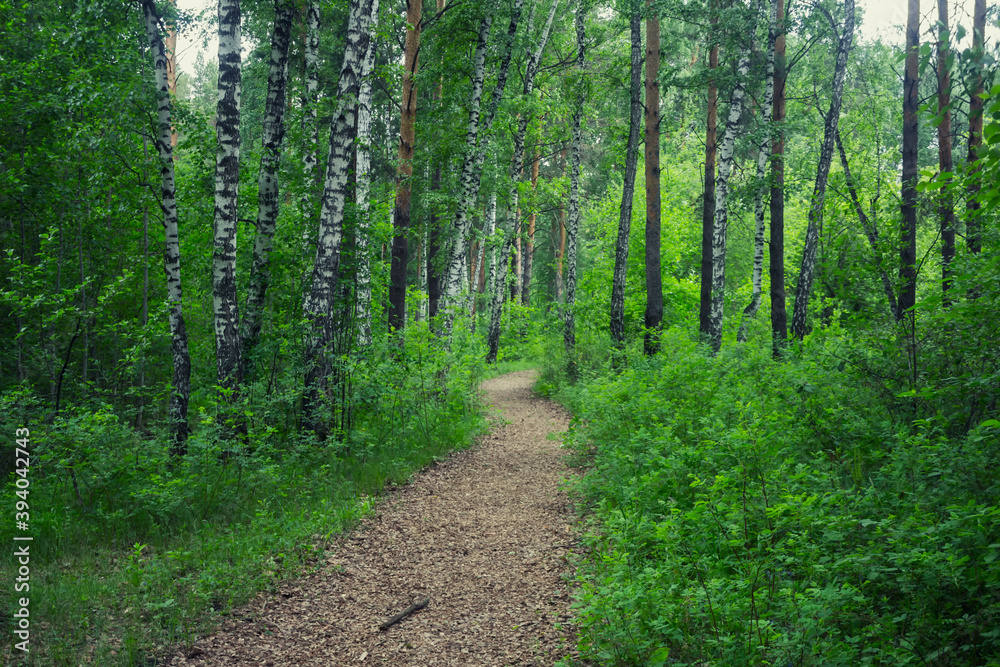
[[899, 0, 919, 321], [707, 44, 753, 354], [835, 130, 898, 318], [303, 0, 376, 432], [966, 0, 985, 255], [769, 0, 787, 356], [937, 0, 955, 299], [142, 0, 191, 453], [355, 0, 378, 345], [213, 0, 243, 403], [564, 1, 585, 380], [699, 5, 719, 341], [737, 0, 777, 343], [609, 0, 642, 361], [242, 0, 294, 372], [389, 0, 422, 333], [643, 7, 662, 355], [485, 0, 559, 362], [790, 0, 854, 340]]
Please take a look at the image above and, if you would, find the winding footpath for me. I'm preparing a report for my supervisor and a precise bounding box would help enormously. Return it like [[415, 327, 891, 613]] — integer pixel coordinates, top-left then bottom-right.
[[168, 370, 581, 666]]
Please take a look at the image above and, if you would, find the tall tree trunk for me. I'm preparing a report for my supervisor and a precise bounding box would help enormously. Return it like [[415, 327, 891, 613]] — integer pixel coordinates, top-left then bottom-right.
[[303, 0, 376, 432], [142, 0, 191, 453], [836, 130, 898, 318], [707, 44, 753, 354], [511, 225, 521, 301], [609, 0, 642, 361], [388, 0, 422, 333], [213, 0, 243, 408], [166, 0, 179, 149], [699, 4, 719, 341], [442, 0, 525, 333], [485, 191, 499, 305], [522, 151, 540, 305], [937, 0, 955, 299], [300, 0, 320, 269], [427, 168, 442, 319], [769, 0, 787, 356], [564, 0, 585, 380], [355, 0, 378, 345], [242, 0, 294, 372], [644, 5, 662, 355], [966, 0, 985, 255], [899, 0, 919, 322], [737, 0, 778, 343], [790, 0, 853, 340], [485, 0, 559, 362]]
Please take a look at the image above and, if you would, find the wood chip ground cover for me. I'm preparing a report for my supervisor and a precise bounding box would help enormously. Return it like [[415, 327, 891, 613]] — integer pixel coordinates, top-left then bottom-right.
[[166, 370, 582, 666]]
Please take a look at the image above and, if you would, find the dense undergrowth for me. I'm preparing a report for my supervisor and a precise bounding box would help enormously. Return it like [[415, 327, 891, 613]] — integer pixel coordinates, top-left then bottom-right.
[[544, 326, 1000, 667], [0, 321, 489, 666]]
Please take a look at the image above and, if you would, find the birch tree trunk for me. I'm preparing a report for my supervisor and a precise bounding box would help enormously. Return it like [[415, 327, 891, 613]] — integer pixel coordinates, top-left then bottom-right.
[[769, 0, 787, 355], [441, 0, 525, 334], [790, 0, 854, 340], [485, 191, 499, 307], [213, 0, 243, 402], [300, 0, 320, 268], [242, 0, 294, 372], [835, 130, 898, 318], [303, 0, 375, 431], [142, 0, 191, 453], [937, 0, 955, 299], [485, 0, 559, 362], [899, 0, 918, 322], [707, 42, 753, 353], [609, 0, 642, 362], [355, 0, 378, 345], [699, 3, 719, 341], [165, 0, 179, 149], [388, 0, 422, 333], [522, 152, 539, 305], [564, 0, 585, 380], [736, 0, 777, 343], [966, 0, 986, 255], [643, 6, 662, 355]]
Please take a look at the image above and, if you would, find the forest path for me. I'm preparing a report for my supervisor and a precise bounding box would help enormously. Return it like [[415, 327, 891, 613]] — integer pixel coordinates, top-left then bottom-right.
[[168, 369, 581, 666]]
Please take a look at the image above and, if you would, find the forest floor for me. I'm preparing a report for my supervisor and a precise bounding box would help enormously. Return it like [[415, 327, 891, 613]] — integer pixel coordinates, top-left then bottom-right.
[[164, 370, 583, 666]]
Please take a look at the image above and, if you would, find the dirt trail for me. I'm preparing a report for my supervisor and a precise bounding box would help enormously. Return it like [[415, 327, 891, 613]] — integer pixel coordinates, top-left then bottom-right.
[[168, 370, 580, 666]]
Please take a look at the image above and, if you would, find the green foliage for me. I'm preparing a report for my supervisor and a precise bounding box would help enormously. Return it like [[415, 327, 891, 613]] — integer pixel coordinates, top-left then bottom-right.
[[546, 329, 1000, 666]]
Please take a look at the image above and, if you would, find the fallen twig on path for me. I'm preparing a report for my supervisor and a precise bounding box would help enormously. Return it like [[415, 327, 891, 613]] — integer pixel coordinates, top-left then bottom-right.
[[378, 597, 430, 631]]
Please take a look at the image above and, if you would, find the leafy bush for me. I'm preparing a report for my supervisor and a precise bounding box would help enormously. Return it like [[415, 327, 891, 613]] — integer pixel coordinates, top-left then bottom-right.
[[549, 329, 1000, 666]]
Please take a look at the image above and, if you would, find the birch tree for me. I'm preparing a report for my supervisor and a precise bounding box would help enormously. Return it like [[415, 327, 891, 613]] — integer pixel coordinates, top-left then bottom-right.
[[789, 0, 854, 340], [142, 0, 191, 453], [706, 26, 753, 353], [966, 0, 986, 255], [355, 0, 379, 346], [486, 0, 560, 363], [644, 3, 662, 355], [609, 0, 642, 361], [699, 1, 719, 340], [388, 0, 423, 333], [242, 0, 294, 370], [212, 0, 243, 401], [564, 0, 585, 380], [303, 0, 376, 430], [736, 0, 778, 343]]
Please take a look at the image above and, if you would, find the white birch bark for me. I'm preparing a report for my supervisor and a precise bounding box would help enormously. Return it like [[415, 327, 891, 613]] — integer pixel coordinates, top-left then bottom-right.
[[213, 0, 242, 393], [142, 0, 191, 451], [300, 1, 320, 273], [790, 0, 853, 339], [609, 0, 642, 359], [355, 0, 378, 346], [707, 43, 753, 353], [564, 0, 585, 377], [441, 0, 526, 334], [737, 0, 778, 343], [485, 0, 560, 362], [243, 0, 294, 369], [303, 0, 376, 427]]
